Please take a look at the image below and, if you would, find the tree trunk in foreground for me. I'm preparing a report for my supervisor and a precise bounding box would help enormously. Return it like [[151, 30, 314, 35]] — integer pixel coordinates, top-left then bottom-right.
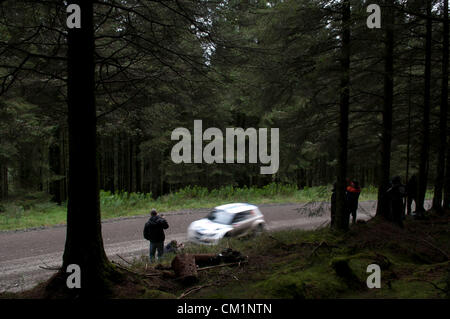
[[376, 0, 394, 219], [61, 1, 116, 297], [334, 0, 351, 231], [435, 0, 449, 212], [416, 0, 432, 214]]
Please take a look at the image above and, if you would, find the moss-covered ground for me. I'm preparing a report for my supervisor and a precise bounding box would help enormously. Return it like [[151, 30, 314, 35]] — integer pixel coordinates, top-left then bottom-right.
[[3, 211, 449, 299]]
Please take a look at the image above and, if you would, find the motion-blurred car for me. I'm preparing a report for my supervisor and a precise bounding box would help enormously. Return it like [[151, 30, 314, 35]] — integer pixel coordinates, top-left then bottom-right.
[[187, 203, 266, 245]]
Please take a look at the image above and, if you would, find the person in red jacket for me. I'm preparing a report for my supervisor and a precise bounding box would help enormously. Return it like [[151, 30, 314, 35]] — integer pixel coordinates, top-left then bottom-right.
[[346, 180, 361, 224]]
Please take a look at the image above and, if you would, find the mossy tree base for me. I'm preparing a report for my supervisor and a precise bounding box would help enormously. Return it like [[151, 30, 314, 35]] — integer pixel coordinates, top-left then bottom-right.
[[44, 261, 124, 299]]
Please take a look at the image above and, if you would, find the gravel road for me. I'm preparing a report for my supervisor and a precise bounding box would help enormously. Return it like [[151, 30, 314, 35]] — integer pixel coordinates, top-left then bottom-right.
[[1, 200, 412, 293]]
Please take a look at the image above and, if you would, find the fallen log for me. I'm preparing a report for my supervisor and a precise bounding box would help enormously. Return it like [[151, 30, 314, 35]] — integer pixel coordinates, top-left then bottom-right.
[[193, 254, 220, 267], [197, 260, 248, 272]]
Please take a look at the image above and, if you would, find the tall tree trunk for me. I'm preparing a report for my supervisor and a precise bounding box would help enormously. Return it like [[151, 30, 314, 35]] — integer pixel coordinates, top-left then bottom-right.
[[113, 136, 119, 193], [61, 1, 117, 296], [0, 163, 7, 200], [160, 151, 164, 197], [135, 138, 141, 193], [98, 138, 104, 191], [121, 136, 128, 192], [18, 146, 34, 190], [376, 0, 395, 218], [109, 137, 115, 191], [61, 129, 68, 202], [417, 0, 432, 213], [49, 126, 62, 205], [334, 0, 351, 231], [435, 0, 449, 212], [406, 64, 412, 185], [129, 138, 134, 193]]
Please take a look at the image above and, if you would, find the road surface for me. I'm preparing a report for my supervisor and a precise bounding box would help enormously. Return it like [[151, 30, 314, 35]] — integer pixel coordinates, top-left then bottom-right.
[[1, 200, 414, 293]]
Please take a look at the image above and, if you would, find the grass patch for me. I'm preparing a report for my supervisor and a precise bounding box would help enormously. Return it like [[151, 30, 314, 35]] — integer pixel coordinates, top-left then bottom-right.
[[0, 184, 434, 231], [166, 214, 450, 299]]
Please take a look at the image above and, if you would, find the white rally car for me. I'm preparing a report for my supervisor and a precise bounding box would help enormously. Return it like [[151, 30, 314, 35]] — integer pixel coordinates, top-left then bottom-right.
[[187, 203, 266, 245]]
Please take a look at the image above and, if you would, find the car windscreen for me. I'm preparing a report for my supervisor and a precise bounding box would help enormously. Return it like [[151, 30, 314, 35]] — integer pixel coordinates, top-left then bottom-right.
[[207, 210, 233, 225]]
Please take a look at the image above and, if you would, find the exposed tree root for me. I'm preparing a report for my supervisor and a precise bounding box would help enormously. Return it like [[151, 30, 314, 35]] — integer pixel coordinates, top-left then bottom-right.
[[111, 261, 162, 277], [178, 282, 217, 299]]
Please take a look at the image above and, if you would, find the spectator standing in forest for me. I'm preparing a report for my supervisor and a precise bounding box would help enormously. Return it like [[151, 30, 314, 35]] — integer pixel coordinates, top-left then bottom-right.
[[406, 175, 417, 216], [386, 176, 407, 227], [143, 209, 169, 262], [346, 180, 361, 224]]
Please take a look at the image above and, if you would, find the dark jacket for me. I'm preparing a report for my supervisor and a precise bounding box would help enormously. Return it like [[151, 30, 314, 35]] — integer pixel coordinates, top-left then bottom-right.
[[387, 182, 406, 213], [386, 178, 406, 226], [144, 216, 169, 242], [406, 176, 417, 199], [346, 184, 361, 212]]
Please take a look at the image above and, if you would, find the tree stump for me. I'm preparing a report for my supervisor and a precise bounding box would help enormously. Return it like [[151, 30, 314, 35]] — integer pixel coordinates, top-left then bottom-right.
[[171, 254, 198, 284]]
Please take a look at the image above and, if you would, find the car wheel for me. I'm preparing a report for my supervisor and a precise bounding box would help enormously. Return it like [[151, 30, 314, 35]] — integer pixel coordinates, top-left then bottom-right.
[[254, 223, 266, 236]]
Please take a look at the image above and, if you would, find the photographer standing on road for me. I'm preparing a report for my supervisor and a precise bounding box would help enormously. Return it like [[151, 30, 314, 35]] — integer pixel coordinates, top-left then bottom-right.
[[143, 209, 169, 262]]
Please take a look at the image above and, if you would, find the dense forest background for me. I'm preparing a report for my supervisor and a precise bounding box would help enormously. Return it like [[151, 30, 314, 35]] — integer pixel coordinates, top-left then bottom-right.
[[0, 0, 448, 297], [0, 0, 448, 203]]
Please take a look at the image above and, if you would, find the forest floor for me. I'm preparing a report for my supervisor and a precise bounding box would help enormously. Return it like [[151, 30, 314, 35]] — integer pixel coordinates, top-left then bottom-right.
[[4, 210, 449, 299]]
